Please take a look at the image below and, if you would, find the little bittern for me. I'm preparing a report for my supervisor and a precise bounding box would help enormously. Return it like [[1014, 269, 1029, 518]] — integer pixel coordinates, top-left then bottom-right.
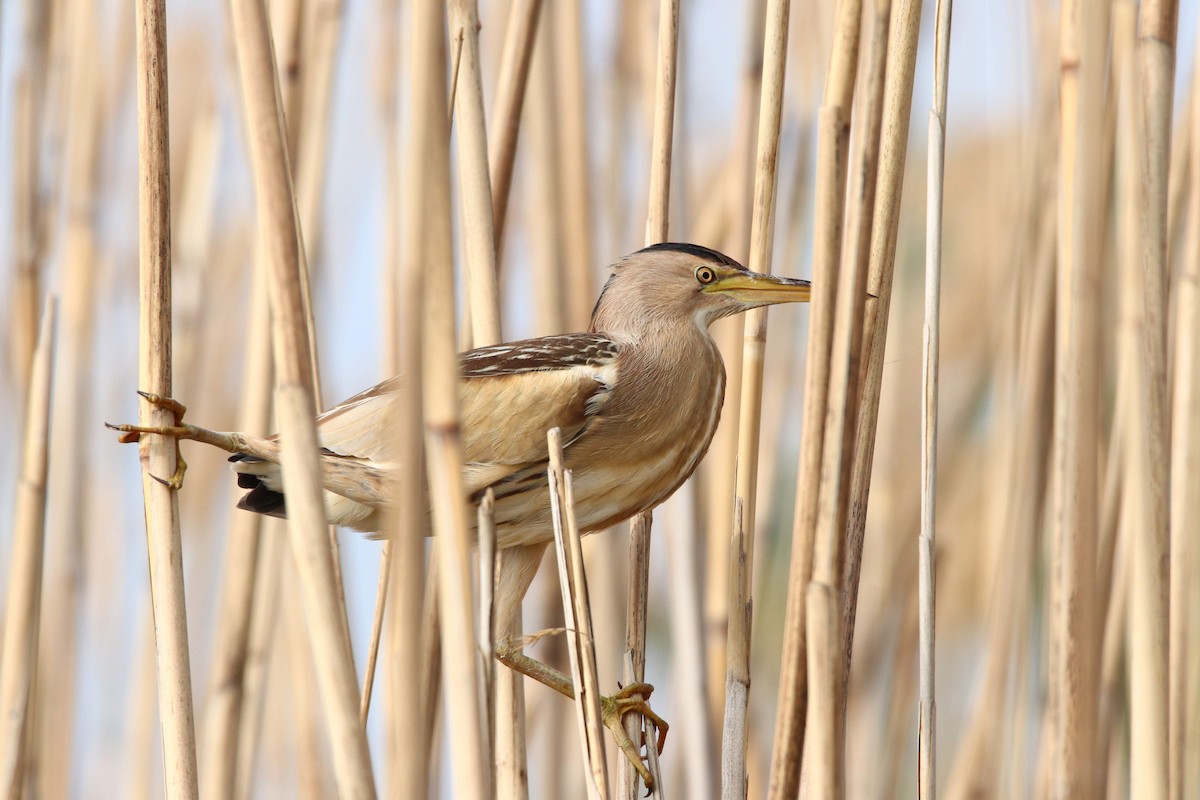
[[111, 242, 810, 788]]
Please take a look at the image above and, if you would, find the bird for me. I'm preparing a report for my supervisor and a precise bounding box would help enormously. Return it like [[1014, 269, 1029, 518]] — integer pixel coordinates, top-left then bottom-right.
[[111, 242, 810, 789]]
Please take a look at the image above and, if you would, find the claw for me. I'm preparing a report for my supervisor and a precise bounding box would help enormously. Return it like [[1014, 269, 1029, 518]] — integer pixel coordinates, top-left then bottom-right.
[[601, 682, 670, 792], [113, 392, 190, 490], [150, 451, 188, 490], [137, 390, 187, 420]]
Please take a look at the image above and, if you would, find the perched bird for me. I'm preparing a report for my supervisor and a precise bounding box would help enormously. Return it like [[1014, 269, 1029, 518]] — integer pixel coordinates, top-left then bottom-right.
[[112, 242, 810, 788]]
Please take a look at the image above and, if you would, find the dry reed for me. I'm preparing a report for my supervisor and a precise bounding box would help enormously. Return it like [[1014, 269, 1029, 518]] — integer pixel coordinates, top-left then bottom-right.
[[548, 429, 609, 798], [767, 0, 860, 793], [133, 0, 199, 792], [722, 1, 791, 796], [0, 299, 56, 797], [7, 2, 1200, 798], [227, 0, 375, 794], [918, 1, 953, 797]]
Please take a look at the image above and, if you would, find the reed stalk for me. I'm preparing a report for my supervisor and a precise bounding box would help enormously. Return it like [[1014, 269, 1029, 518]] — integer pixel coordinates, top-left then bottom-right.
[[663, 482, 715, 798], [918, 2, 953, 797], [488, 0, 542, 252], [291, 0, 343, 263], [449, 0, 502, 347], [0, 299, 56, 798], [1169, 14, 1200, 800], [721, 2, 790, 796], [133, 0, 200, 792], [382, 2, 434, 794], [548, 429, 609, 799], [830, 0, 888, 678], [767, 0, 861, 792], [552, 0, 597, 330], [839, 0, 923, 730], [234, 518, 287, 800], [1046, 0, 1108, 793], [37, 3, 103, 791], [1129, 2, 1177, 798], [704, 0, 766, 730], [8, 0, 49, 394], [617, 1, 678, 796], [200, 250, 274, 800], [227, 0, 375, 793], [407, 2, 489, 797]]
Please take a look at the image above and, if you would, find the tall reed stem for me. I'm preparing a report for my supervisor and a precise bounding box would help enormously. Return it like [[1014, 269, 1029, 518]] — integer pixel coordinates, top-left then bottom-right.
[[227, 0, 376, 793], [723, 1, 790, 796], [134, 0, 199, 792], [0, 300, 56, 798], [919, 2, 953, 797]]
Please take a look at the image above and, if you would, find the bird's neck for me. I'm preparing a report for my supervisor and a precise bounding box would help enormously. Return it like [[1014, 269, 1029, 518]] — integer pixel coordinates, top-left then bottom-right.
[[590, 305, 715, 349], [594, 316, 721, 374]]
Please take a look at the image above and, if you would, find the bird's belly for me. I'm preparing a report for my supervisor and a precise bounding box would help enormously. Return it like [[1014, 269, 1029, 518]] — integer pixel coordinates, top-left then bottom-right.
[[489, 344, 725, 548], [490, 422, 715, 548]]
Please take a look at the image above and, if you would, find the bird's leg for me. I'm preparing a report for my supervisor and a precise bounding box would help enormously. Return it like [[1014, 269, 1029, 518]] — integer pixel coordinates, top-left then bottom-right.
[[492, 543, 668, 789], [108, 391, 264, 490], [495, 638, 668, 790], [118, 391, 195, 488]]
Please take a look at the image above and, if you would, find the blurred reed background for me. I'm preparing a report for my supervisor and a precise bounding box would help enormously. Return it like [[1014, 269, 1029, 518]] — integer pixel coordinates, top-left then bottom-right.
[[0, 0, 1198, 798]]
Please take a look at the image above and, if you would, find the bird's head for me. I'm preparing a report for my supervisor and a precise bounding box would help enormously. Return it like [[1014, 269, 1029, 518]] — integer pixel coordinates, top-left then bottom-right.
[[589, 243, 811, 338]]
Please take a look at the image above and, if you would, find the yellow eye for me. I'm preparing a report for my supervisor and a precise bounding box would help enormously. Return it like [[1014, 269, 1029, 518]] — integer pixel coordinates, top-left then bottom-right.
[[695, 266, 717, 285]]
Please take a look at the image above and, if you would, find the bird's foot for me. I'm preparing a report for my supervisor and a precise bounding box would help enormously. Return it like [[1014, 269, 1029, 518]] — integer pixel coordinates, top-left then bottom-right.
[[106, 391, 191, 489], [601, 681, 668, 793]]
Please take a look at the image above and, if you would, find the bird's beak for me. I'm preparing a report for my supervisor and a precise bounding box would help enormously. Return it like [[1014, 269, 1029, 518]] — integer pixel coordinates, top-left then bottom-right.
[[704, 272, 812, 304]]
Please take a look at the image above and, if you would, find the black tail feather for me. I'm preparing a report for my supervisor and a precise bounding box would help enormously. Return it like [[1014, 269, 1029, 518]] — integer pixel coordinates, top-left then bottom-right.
[[237, 484, 287, 519]]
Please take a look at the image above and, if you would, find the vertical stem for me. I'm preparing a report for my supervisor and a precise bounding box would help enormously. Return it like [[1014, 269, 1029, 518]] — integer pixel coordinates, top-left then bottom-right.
[[201, 253, 274, 800], [385, 0, 431, 795], [723, 2, 790, 796], [488, 0, 542, 252], [1169, 13, 1200, 800], [0, 300, 56, 798], [449, 0, 502, 347], [767, 0, 862, 794], [622, 0, 679, 796], [227, 0, 376, 793], [840, 0, 923, 735], [39, 3, 102, 791], [410, 2, 488, 797], [1132, 1, 1177, 798], [549, 430, 610, 799], [134, 0, 199, 793], [1048, 0, 1107, 794], [918, 3, 952, 799], [553, 0, 596, 330]]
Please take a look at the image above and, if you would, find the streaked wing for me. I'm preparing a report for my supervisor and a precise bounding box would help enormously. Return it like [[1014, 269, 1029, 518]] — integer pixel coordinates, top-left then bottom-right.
[[311, 335, 620, 485], [460, 335, 619, 494]]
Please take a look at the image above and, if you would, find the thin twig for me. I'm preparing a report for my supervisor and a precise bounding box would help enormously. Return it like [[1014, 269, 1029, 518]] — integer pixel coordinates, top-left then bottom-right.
[[359, 541, 392, 724]]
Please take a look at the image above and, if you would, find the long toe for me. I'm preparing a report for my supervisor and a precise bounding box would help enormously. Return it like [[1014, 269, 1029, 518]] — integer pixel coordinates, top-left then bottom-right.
[[600, 682, 669, 790], [137, 390, 187, 419]]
